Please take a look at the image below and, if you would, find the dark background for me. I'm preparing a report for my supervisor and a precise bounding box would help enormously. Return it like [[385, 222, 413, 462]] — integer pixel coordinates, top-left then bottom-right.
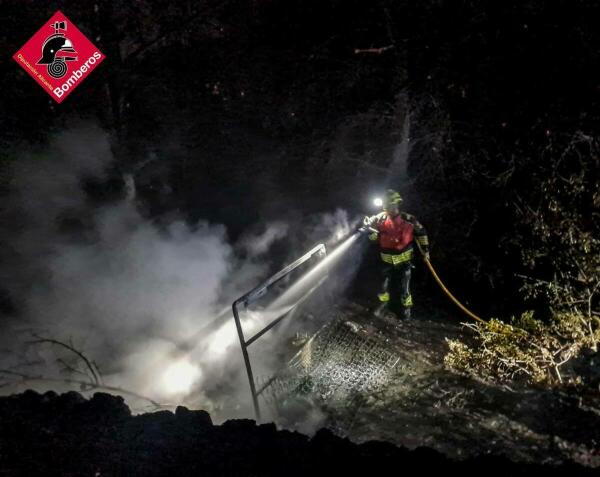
[[1, 0, 598, 319]]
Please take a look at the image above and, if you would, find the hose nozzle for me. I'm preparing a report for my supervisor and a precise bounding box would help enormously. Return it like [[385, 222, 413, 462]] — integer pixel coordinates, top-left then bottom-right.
[[358, 216, 378, 235]]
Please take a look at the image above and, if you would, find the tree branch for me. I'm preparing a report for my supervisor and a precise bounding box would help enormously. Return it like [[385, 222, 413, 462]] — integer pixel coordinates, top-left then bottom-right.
[[27, 336, 102, 386], [354, 45, 395, 55]]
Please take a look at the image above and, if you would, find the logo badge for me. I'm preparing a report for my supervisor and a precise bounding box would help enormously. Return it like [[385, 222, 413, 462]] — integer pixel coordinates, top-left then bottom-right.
[[13, 11, 105, 103]]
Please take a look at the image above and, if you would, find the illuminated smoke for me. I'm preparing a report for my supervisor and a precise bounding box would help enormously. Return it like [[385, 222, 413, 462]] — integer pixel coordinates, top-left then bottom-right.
[[269, 233, 360, 311], [160, 359, 202, 396], [0, 124, 363, 423]]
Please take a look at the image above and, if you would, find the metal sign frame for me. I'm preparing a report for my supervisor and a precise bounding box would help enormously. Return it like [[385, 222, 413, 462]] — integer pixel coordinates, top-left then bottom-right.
[[232, 243, 327, 420]]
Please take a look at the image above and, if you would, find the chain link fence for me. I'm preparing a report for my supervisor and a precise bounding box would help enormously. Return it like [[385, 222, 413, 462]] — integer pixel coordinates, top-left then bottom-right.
[[261, 313, 399, 431]]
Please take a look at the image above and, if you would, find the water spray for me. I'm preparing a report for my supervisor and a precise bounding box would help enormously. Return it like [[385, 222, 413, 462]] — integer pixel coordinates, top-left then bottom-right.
[[268, 232, 360, 310], [158, 215, 371, 410]]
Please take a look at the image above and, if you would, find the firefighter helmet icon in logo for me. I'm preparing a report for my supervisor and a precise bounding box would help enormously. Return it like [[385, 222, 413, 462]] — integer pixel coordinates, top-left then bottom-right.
[[37, 21, 78, 79], [13, 11, 105, 103]]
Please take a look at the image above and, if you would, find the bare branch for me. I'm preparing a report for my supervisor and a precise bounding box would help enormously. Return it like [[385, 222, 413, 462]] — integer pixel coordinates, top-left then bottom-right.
[[27, 336, 102, 386], [354, 45, 395, 55]]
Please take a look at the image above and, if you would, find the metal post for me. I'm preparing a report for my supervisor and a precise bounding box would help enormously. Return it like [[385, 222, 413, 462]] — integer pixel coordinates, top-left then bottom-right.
[[232, 300, 261, 420], [231, 243, 327, 421]]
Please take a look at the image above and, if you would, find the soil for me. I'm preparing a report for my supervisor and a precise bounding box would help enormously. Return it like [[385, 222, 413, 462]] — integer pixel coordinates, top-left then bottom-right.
[[269, 302, 600, 467]]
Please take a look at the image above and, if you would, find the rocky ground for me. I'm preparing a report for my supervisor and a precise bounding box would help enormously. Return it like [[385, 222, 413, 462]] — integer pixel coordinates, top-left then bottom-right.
[[0, 390, 597, 476]]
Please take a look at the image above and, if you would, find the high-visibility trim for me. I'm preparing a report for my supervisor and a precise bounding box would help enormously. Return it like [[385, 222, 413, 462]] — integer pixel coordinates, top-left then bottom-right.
[[401, 294, 413, 307], [416, 236, 429, 245], [377, 292, 390, 302], [369, 232, 379, 241], [380, 249, 413, 265]]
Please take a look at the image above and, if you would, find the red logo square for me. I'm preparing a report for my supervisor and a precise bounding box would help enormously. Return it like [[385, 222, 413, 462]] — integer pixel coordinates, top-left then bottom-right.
[[12, 11, 106, 104]]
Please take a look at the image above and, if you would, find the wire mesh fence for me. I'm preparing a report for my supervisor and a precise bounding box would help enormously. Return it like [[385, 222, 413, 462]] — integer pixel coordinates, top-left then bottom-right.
[[260, 314, 400, 431]]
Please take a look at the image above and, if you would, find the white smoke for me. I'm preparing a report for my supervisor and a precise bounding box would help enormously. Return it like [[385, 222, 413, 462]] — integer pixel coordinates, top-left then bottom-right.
[[238, 221, 289, 256], [0, 125, 256, 416], [300, 208, 358, 250], [0, 124, 363, 428]]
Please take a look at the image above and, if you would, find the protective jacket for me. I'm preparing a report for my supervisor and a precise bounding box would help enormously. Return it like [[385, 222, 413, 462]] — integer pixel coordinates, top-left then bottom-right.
[[368, 212, 429, 265]]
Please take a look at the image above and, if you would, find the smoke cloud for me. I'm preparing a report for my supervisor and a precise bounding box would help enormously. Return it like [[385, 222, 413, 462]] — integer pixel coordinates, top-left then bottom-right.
[[1, 125, 235, 412], [0, 124, 362, 425]]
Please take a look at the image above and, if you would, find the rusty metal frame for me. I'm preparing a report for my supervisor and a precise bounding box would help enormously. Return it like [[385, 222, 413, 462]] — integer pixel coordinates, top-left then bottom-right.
[[232, 243, 327, 420]]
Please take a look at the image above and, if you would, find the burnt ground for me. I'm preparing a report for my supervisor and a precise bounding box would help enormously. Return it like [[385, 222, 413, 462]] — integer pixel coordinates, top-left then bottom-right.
[[1, 303, 600, 475], [263, 302, 600, 467], [0, 389, 597, 476]]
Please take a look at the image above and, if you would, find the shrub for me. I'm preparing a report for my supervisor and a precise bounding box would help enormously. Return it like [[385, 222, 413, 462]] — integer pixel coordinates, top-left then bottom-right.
[[445, 311, 600, 386]]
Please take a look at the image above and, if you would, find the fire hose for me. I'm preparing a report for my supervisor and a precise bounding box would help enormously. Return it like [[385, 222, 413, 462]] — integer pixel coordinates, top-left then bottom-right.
[[414, 242, 485, 324], [360, 222, 485, 324]]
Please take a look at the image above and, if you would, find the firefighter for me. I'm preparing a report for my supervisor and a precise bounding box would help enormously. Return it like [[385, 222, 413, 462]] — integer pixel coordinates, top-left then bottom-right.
[[365, 189, 430, 320]]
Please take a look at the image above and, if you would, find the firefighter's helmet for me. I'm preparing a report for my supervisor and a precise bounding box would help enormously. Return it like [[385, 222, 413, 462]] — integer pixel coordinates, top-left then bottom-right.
[[383, 189, 403, 208], [37, 35, 76, 65]]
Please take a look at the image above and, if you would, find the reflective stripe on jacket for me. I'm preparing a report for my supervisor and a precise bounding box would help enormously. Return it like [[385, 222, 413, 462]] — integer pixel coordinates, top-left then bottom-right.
[[380, 248, 413, 265]]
